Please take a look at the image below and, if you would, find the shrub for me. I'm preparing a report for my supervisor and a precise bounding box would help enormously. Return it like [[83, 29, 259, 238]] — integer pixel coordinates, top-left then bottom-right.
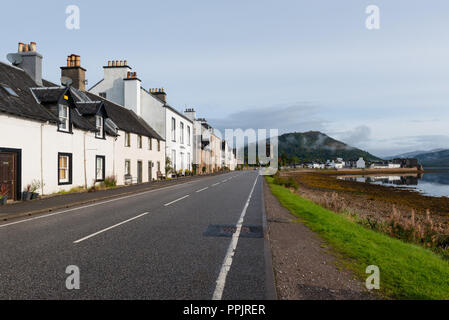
[[102, 176, 117, 188], [272, 173, 298, 190]]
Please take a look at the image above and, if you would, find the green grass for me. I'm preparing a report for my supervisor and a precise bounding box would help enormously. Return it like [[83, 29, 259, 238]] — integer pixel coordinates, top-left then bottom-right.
[[266, 176, 449, 300]]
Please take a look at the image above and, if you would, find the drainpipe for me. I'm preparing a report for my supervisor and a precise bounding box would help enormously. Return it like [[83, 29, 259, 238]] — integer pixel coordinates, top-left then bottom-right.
[[40, 123, 44, 195], [83, 132, 87, 189]]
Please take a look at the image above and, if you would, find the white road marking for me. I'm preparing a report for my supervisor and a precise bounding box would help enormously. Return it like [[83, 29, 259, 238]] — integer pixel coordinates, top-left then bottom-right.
[[73, 212, 149, 244], [196, 187, 209, 193], [0, 176, 219, 229], [212, 182, 220, 187], [212, 174, 259, 300], [164, 195, 190, 206]]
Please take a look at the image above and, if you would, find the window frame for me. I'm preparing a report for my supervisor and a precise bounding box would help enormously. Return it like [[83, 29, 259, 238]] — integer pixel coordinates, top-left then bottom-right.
[[58, 104, 71, 133], [125, 132, 131, 147], [180, 122, 184, 144], [125, 159, 131, 175], [95, 115, 104, 139], [187, 126, 191, 146], [58, 153, 72, 185], [149, 137, 153, 150], [95, 155, 106, 182], [157, 140, 161, 152], [171, 117, 176, 142], [138, 135, 143, 149]]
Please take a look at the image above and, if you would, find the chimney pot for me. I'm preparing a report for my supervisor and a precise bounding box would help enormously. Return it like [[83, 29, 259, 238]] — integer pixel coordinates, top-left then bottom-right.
[[75, 55, 81, 67], [18, 42, 24, 53], [112, 61, 116, 67], [124, 60, 127, 66], [29, 42, 36, 52], [24, 44, 29, 52], [115, 60, 119, 67], [107, 61, 111, 67]]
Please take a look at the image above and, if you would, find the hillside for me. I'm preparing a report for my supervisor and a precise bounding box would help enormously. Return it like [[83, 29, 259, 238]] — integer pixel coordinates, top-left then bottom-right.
[[278, 131, 380, 163], [415, 149, 449, 167]]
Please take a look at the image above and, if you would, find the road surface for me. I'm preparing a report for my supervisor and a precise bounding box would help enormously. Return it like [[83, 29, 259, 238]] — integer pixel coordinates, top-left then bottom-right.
[[0, 171, 273, 299]]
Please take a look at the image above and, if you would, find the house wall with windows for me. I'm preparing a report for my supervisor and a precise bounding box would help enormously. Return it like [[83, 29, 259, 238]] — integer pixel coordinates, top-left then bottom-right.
[[0, 113, 115, 196], [113, 130, 165, 185]]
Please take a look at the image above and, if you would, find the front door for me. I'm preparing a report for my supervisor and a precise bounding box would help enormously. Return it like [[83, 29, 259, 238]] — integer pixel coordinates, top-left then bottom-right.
[[137, 161, 143, 183], [0, 152, 16, 200], [148, 161, 153, 181]]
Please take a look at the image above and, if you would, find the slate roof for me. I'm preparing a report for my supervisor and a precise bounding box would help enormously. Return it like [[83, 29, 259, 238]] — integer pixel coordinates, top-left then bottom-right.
[[85, 92, 165, 141], [0, 62, 59, 123]]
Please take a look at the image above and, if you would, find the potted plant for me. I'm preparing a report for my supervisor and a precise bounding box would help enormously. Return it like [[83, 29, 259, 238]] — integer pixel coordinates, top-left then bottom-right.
[[30, 179, 42, 200], [0, 185, 8, 205], [22, 184, 32, 201]]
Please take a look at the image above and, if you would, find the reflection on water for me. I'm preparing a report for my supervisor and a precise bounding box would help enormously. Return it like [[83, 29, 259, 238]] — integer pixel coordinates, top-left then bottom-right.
[[338, 169, 449, 198]]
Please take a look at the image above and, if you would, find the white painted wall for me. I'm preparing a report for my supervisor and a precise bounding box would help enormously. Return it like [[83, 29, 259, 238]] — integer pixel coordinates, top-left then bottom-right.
[[113, 130, 165, 185], [89, 66, 131, 106], [0, 113, 115, 195], [165, 108, 193, 174]]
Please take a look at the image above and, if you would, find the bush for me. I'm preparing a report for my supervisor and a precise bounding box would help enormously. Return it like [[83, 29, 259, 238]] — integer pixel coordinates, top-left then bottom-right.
[[103, 176, 117, 188], [272, 173, 298, 190]]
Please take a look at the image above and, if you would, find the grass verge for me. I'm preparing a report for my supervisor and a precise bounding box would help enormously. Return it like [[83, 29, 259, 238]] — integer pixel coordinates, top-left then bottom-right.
[[266, 176, 449, 299]]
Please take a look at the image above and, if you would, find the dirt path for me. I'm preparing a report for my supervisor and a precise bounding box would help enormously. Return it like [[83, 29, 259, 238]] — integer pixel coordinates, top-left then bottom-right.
[[263, 180, 377, 300]]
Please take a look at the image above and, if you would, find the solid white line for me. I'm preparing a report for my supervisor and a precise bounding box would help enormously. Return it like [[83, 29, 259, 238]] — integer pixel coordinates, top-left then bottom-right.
[[212, 174, 259, 300], [164, 195, 190, 206], [196, 187, 209, 193], [73, 212, 149, 244]]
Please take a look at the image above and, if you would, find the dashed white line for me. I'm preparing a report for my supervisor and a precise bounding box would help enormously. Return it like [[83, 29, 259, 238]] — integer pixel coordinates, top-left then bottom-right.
[[212, 174, 259, 300], [196, 187, 209, 193], [73, 212, 149, 244], [212, 182, 220, 187], [164, 195, 190, 206]]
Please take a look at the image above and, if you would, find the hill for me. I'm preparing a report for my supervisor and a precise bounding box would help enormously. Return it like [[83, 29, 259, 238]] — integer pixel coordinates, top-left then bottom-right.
[[277, 131, 381, 163]]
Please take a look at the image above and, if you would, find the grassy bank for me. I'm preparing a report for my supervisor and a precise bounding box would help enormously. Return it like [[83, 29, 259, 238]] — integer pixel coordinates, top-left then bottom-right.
[[266, 176, 449, 299]]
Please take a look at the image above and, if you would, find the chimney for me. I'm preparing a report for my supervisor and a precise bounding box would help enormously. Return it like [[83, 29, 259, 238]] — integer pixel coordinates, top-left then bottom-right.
[[15, 41, 43, 86], [150, 88, 167, 103], [60, 54, 87, 91], [124, 70, 141, 115], [184, 108, 196, 121]]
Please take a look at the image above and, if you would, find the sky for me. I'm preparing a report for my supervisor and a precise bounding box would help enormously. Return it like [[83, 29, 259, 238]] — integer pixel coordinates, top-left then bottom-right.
[[1, 0, 449, 157]]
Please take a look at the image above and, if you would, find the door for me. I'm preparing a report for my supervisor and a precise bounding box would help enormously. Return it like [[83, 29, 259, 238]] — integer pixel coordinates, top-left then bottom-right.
[[148, 161, 153, 181], [137, 161, 143, 183], [0, 152, 16, 200]]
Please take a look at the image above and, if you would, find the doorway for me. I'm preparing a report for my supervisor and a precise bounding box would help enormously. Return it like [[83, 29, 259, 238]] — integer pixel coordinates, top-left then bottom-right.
[[137, 160, 143, 183], [0, 148, 21, 201], [148, 161, 153, 182]]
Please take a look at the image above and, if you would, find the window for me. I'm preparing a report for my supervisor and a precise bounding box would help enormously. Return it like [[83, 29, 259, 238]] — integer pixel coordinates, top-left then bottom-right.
[[180, 122, 184, 144], [96, 156, 105, 181], [125, 160, 131, 175], [138, 135, 143, 149], [157, 140, 161, 152], [172, 150, 176, 171], [125, 132, 131, 147], [58, 153, 72, 185], [99, 92, 107, 98], [157, 161, 161, 172], [95, 115, 104, 138], [187, 153, 191, 170], [171, 117, 176, 141], [1, 85, 19, 97], [58, 105, 70, 132], [149, 138, 152, 150], [180, 152, 184, 170], [187, 126, 191, 146]]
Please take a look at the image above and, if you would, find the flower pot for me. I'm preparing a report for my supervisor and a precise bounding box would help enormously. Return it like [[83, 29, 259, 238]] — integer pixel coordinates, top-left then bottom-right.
[[0, 196, 7, 205], [31, 193, 39, 200], [22, 192, 32, 201]]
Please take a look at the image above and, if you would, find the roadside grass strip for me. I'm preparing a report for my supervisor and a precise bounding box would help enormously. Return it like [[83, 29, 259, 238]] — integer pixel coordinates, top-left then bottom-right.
[[266, 176, 449, 300]]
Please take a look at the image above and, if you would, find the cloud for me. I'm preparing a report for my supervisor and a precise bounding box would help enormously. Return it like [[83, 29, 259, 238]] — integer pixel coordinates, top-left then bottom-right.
[[208, 102, 327, 135], [337, 125, 372, 146]]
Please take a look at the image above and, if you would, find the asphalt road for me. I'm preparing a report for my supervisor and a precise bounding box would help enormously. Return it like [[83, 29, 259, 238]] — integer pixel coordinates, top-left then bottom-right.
[[0, 171, 273, 300]]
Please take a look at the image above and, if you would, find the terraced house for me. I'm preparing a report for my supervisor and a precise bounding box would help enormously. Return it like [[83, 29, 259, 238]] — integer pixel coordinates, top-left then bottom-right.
[[89, 61, 193, 176], [0, 42, 164, 200]]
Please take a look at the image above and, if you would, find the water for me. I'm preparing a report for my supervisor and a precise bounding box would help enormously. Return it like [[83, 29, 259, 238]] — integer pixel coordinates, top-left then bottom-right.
[[338, 168, 449, 198]]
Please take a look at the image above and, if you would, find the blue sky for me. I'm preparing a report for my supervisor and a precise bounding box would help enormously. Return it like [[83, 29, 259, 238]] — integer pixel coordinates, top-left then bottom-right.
[[1, 0, 449, 157]]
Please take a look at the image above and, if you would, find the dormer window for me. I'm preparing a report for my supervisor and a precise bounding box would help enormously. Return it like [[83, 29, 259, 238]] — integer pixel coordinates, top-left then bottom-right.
[[95, 115, 104, 139], [58, 104, 70, 132]]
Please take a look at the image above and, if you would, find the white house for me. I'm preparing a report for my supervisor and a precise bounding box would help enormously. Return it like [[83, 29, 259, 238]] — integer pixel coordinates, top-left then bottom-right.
[[356, 157, 366, 169], [88, 61, 193, 175], [0, 43, 165, 201]]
